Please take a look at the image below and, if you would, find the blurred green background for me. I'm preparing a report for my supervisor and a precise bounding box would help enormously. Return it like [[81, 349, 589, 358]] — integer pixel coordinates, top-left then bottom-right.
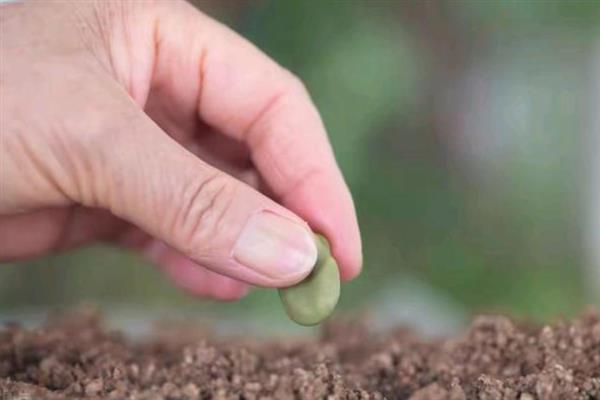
[[2, 0, 600, 332]]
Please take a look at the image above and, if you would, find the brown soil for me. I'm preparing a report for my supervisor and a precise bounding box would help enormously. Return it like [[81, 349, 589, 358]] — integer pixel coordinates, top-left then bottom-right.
[[1, 309, 599, 400]]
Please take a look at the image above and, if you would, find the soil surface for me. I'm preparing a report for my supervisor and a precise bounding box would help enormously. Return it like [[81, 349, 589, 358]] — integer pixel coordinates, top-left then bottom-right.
[[0, 309, 599, 400]]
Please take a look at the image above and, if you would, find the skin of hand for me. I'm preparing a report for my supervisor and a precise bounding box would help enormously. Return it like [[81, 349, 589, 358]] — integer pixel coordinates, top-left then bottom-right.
[[0, 0, 362, 300]]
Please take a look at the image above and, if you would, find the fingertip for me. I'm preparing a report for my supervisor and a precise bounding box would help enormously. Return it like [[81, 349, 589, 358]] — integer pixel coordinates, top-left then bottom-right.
[[159, 257, 210, 297], [338, 253, 363, 281], [331, 231, 363, 281], [339, 204, 363, 281], [209, 277, 250, 302], [283, 178, 363, 282], [149, 245, 250, 301], [333, 225, 363, 282], [170, 263, 249, 301]]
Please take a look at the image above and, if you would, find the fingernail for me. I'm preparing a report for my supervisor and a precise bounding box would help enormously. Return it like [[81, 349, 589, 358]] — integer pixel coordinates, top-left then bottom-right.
[[233, 211, 317, 280]]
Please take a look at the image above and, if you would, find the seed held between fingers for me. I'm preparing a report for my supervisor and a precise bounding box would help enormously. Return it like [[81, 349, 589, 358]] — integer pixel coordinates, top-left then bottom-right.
[[278, 234, 341, 326]]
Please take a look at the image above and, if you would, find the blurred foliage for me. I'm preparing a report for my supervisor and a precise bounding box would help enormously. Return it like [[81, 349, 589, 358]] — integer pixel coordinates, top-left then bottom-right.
[[2, 0, 599, 325]]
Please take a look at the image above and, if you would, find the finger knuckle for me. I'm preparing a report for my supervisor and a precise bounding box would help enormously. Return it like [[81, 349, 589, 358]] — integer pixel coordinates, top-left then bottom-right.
[[244, 70, 308, 148], [64, 96, 145, 207], [282, 70, 308, 98], [173, 173, 236, 255]]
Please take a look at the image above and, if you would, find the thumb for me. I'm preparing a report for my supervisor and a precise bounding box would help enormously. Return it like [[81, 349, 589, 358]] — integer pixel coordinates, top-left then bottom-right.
[[93, 101, 317, 288]]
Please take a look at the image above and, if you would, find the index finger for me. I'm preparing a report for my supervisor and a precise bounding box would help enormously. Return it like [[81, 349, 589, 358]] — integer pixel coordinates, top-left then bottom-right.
[[153, 1, 362, 279]]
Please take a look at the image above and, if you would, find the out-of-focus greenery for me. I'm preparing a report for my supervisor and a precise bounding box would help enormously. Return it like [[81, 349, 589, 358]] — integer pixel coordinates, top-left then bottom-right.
[[2, 0, 599, 325]]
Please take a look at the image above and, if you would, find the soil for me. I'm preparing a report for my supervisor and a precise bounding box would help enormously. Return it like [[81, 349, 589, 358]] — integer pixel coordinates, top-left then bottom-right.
[[0, 308, 599, 400]]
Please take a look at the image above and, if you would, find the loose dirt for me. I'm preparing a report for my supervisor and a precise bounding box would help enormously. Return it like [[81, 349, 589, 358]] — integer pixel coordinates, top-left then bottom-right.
[[1, 309, 599, 399]]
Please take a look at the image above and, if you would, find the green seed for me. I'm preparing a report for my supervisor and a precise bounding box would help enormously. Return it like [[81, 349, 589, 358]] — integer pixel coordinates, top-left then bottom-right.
[[278, 234, 340, 326]]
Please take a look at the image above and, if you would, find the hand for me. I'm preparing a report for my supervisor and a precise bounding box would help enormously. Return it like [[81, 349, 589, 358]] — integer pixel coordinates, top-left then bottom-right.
[[0, 0, 362, 300]]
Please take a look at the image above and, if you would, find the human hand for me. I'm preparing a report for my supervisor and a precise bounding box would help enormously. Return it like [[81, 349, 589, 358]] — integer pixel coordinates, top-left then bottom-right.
[[0, 0, 362, 300]]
